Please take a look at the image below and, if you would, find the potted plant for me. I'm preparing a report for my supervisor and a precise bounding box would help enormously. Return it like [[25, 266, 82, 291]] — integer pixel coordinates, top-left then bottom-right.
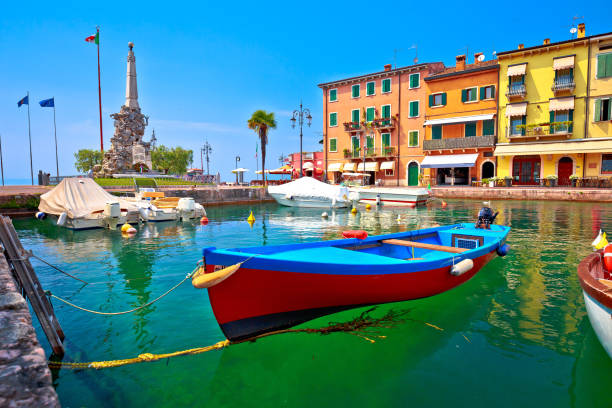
[[482, 178, 490, 187], [418, 173, 424, 186], [569, 174, 579, 187], [489, 177, 497, 188], [343, 148, 350, 158], [504, 176, 512, 187], [546, 175, 558, 187]]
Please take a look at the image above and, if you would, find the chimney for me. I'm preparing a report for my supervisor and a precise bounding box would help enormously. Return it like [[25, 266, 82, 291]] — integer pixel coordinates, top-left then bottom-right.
[[384, 64, 392, 71], [543, 38, 550, 45], [578, 23, 585, 38], [456, 55, 466, 71], [518, 44, 524, 49], [474, 52, 484, 64]]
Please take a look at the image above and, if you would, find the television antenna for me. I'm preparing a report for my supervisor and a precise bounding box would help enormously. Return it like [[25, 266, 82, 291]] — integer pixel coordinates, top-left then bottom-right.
[[393, 48, 402, 69], [477, 54, 485, 62], [570, 15, 584, 38]]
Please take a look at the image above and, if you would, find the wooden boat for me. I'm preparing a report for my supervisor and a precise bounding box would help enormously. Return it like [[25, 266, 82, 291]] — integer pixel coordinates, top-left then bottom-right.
[[577, 251, 612, 358], [348, 187, 430, 207], [198, 219, 510, 341]]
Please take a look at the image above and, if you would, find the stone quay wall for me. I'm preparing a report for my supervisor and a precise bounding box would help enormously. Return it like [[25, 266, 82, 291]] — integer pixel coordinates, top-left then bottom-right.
[[430, 186, 612, 202], [0, 253, 60, 407], [155, 186, 274, 206]]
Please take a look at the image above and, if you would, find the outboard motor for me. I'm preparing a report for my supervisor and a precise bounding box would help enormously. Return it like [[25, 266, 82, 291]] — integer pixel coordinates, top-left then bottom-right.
[[475, 207, 498, 229]]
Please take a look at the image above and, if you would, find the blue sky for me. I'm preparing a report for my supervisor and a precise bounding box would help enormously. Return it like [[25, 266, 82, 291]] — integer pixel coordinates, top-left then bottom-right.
[[0, 0, 608, 182]]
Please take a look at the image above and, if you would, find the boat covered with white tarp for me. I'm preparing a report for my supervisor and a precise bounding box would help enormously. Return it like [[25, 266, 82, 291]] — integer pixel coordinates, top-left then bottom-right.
[[267, 177, 350, 208]]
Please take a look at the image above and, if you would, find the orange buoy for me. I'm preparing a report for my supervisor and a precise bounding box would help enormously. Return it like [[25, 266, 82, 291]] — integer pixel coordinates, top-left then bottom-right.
[[604, 244, 612, 272], [342, 230, 368, 240], [409, 203, 416, 208], [441, 201, 447, 208], [200, 216, 209, 225]]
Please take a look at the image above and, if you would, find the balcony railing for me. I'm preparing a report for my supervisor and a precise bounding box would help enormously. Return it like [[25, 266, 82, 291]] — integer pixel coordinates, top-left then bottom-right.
[[344, 146, 396, 158], [423, 135, 495, 151], [507, 122, 573, 139], [552, 77, 575, 93], [373, 116, 397, 130], [506, 83, 526, 98], [343, 121, 362, 132]]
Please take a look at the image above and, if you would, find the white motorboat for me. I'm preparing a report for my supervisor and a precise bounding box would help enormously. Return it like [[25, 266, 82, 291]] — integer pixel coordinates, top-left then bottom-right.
[[126, 189, 206, 222], [348, 187, 430, 207], [268, 177, 350, 208], [38, 178, 142, 230]]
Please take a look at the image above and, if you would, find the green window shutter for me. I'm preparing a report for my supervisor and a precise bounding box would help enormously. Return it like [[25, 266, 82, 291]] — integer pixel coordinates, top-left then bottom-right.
[[367, 82, 375, 95], [352, 85, 360, 97], [382, 133, 390, 147], [330, 113, 337, 127], [482, 119, 494, 136], [597, 54, 607, 78], [409, 131, 418, 146], [330, 139, 337, 151], [410, 101, 419, 117], [479, 87, 485, 100], [608, 98, 612, 119], [491, 85, 495, 99], [382, 105, 390, 118], [352, 109, 359, 123], [429, 95, 434, 107], [432, 125, 442, 140], [410, 74, 419, 88], [382, 79, 391, 93], [465, 123, 476, 137], [366, 107, 375, 122], [521, 115, 526, 136], [329, 89, 337, 101], [352, 137, 360, 150], [568, 109, 573, 133], [606, 54, 612, 77], [461, 89, 467, 102], [549, 111, 555, 127], [441, 93, 447, 105], [554, 70, 558, 80], [594, 99, 602, 122]]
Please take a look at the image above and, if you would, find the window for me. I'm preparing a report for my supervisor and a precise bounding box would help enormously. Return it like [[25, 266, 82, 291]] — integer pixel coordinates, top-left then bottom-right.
[[366, 107, 375, 122], [351, 136, 360, 154], [329, 138, 337, 152], [602, 154, 612, 174], [432, 125, 442, 140], [482, 119, 495, 136], [409, 101, 419, 117], [480, 85, 495, 100], [555, 68, 574, 83], [597, 53, 612, 78], [381, 133, 391, 148], [329, 112, 337, 127], [381, 105, 391, 126], [462, 87, 478, 103], [409, 73, 420, 89], [594, 98, 611, 121], [352, 84, 360, 98], [550, 110, 572, 133], [408, 131, 419, 147], [429, 93, 446, 107], [510, 116, 525, 136], [329, 89, 337, 102], [366, 81, 375, 96], [366, 135, 375, 155], [382, 78, 391, 93], [351, 109, 360, 124], [465, 123, 476, 137]]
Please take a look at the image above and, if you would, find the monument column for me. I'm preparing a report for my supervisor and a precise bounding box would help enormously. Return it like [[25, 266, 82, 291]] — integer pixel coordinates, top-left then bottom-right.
[[125, 42, 139, 109]]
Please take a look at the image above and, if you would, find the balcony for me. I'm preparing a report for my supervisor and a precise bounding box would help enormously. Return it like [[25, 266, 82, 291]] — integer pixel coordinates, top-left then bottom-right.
[[506, 83, 526, 99], [372, 116, 397, 130], [423, 135, 495, 151], [507, 122, 573, 140], [344, 146, 396, 158], [552, 77, 575, 94], [343, 121, 362, 132]]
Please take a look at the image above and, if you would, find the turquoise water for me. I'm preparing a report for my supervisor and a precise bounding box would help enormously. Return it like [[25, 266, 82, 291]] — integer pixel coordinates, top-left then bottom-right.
[[14, 200, 612, 407]]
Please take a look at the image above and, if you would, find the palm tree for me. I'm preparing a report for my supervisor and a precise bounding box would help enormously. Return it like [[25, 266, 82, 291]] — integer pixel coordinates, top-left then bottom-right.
[[248, 110, 277, 186]]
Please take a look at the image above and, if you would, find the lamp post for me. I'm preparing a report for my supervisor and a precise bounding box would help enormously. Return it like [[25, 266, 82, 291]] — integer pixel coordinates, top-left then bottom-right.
[[290, 102, 312, 178], [235, 155, 240, 184], [202, 140, 212, 176]]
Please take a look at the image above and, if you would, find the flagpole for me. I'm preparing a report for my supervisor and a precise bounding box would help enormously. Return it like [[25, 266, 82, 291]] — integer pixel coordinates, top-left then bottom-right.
[[27, 91, 33, 185], [96, 26, 103, 152], [0, 134, 4, 186], [53, 100, 59, 178]]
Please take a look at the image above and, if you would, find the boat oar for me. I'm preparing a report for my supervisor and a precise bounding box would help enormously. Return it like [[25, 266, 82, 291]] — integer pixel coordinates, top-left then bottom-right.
[[192, 257, 252, 289]]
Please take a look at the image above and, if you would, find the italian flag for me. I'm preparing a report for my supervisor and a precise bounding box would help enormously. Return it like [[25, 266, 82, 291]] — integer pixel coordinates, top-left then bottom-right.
[[85, 32, 99, 44]]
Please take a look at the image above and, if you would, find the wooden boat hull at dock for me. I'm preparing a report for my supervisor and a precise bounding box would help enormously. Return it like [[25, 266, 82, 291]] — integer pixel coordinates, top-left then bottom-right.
[[201, 223, 510, 341]]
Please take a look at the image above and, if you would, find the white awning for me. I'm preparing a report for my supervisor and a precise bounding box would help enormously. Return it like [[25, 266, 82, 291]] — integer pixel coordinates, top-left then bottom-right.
[[507, 63, 527, 77], [380, 161, 395, 170], [327, 162, 344, 172], [553, 55, 574, 70], [342, 162, 357, 172], [357, 162, 380, 172], [505, 102, 528, 117], [420, 154, 478, 168], [549, 97, 574, 112], [231, 168, 249, 173], [303, 162, 314, 170], [424, 113, 495, 126]]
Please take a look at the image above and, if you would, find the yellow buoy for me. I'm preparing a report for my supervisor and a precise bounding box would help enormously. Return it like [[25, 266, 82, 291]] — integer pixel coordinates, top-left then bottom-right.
[[121, 223, 133, 233], [365, 204, 371, 211], [351, 207, 358, 215], [247, 211, 255, 223]]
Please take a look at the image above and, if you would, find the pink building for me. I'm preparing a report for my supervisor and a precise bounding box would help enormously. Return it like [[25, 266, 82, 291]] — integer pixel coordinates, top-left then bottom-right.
[[286, 151, 325, 180]]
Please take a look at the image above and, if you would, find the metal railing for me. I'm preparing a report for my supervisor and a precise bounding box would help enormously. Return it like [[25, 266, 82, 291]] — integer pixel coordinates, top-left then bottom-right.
[[552, 77, 575, 92], [423, 135, 495, 151], [506, 83, 526, 97]]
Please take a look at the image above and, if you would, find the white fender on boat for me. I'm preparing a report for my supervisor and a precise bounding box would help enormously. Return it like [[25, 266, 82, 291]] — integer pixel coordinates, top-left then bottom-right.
[[138, 207, 149, 221], [57, 212, 67, 226], [450, 259, 474, 276]]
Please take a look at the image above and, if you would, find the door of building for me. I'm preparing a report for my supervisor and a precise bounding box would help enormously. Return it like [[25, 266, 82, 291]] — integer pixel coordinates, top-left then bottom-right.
[[512, 155, 541, 185], [482, 161, 495, 179], [557, 157, 573, 186], [408, 162, 419, 186]]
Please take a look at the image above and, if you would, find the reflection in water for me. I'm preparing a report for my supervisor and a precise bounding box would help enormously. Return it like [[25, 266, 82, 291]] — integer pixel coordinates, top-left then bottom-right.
[[14, 200, 612, 408]]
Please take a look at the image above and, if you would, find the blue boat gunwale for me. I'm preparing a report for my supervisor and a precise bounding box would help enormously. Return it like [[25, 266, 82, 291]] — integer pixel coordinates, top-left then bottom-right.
[[203, 223, 510, 276]]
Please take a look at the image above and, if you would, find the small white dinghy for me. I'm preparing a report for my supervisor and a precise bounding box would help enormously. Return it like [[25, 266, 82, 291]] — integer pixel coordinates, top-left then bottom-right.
[[267, 177, 350, 208]]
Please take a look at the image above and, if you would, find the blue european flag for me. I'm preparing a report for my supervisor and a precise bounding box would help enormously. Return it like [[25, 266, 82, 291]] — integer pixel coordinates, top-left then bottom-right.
[[39, 98, 54, 108], [17, 95, 29, 107]]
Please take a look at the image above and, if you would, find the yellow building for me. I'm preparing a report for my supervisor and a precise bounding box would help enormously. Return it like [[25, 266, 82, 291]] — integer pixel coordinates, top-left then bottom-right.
[[495, 24, 612, 186]]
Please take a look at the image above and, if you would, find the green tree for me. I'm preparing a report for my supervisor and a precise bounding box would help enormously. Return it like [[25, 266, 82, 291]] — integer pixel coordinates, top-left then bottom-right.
[[247, 110, 276, 185], [151, 145, 193, 174], [74, 149, 103, 173]]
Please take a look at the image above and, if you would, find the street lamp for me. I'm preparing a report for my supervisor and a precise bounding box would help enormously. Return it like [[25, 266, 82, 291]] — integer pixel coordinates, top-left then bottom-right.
[[291, 102, 312, 178], [235, 155, 240, 184]]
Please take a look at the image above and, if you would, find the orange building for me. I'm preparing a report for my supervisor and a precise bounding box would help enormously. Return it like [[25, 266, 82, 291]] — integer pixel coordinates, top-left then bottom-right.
[[318, 62, 444, 186], [422, 54, 499, 185]]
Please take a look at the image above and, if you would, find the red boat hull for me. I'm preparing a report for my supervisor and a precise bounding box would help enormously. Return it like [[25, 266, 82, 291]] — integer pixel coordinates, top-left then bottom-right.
[[207, 250, 497, 341]]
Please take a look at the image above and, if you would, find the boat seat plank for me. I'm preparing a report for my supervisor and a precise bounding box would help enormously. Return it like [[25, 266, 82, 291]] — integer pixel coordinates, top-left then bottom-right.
[[598, 279, 612, 289], [381, 239, 467, 254]]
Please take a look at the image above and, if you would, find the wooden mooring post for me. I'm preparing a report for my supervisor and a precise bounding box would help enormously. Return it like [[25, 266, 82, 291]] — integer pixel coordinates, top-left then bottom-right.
[[0, 216, 64, 356]]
